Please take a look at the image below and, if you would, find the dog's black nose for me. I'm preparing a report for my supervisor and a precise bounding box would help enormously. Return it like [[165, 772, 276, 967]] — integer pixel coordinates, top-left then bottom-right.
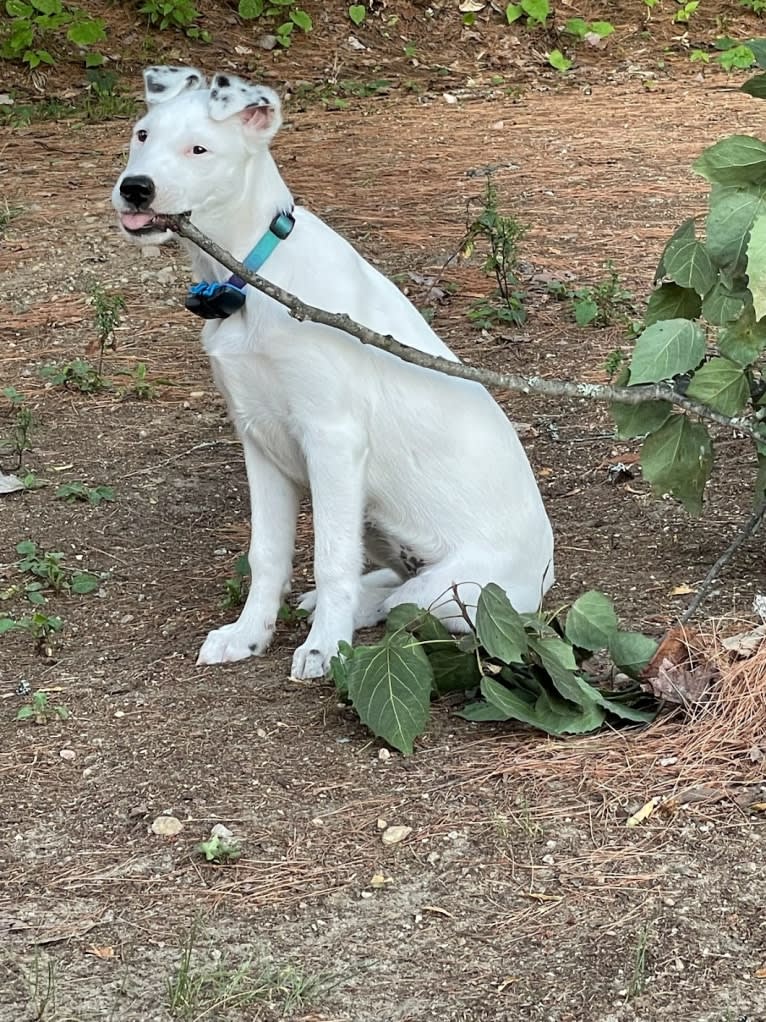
[[119, 175, 155, 209]]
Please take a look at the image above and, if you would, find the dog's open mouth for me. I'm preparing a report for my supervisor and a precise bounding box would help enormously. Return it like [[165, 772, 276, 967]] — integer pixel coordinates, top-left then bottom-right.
[[120, 211, 164, 234]]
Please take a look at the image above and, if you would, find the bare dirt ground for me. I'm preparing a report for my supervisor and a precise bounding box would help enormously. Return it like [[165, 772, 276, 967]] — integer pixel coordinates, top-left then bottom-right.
[[2, 4, 766, 1021]]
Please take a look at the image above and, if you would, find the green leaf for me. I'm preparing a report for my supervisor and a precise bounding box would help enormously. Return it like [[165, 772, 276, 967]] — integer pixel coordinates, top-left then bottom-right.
[[740, 72, 766, 98], [747, 212, 766, 321], [533, 684, 605, 734], [329, 640, 353, 698], [747, 37, 766, 68], [719, 305, 766, 365], [477, 675, 555, 729], [756, 451, 766, 502], [348, 4, 365, 25], [701, 279, 746, 325], [16, 706, 34, 720], [70, 572, 100, 594], [16, 539, 36, 556], [547, 49, 573, 71], [663, 235, 716, 296], [291, 7, 311, 30], [612, 397, 672, 440], [608, 631, 658, 678], [476, 583, 528, 664], [427, 645, 482, 695], [0, 617, 17, 634], [238, 0, 263, 16], [629, 319, 706, 385], [505, 2, 523, 22], [564, 591, 619, 651], [706, 181, 766, 271], [6, 0, 33, 16], [67, 19, 106, 45], [644, 283, 701, 327], [686, 357, 750, 416], [574, 298, 598, 326], [564, 17, 587, 37], [346, 633, 433, 756], [640, 416, 713, 516], [589, 21, 614, 37], [693, 135, 766, 186], [655, 218, 695, 283], [589, 688, 657, 724], [458, 698, 515, 722], [522, 0, 550, 22]]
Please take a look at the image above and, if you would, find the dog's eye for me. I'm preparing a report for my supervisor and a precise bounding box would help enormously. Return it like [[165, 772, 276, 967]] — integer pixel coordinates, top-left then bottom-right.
[[136, 129, 148, 142], [192, 145, 208, 155]]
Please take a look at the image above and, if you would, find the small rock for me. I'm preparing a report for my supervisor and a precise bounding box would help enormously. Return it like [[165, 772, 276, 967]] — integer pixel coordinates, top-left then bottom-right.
[[382, 825, 412, 846], [443, 92, 458, 104], [151, 814, 183, 837], [378, 748, 391, 762], [376, 818, 388, 831], [210, 823, 234, 841], [59, 749, 76, 761], [258, 33, 277, 49]]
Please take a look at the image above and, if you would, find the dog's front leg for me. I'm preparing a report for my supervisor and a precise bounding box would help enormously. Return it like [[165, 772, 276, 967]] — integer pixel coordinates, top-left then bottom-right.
[[198, 438, 298, 665], [290, 428, 366, 680]]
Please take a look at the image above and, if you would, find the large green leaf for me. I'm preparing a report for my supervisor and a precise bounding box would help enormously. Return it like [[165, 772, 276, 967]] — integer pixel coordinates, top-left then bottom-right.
[[589, 687, 657, 724], [345, 633, 433, 755], [644, 283, 701, 327], [747, 212, 766, 321], [612, 397, 673, 439], [706, 181, 766, 269], [718, 305, 766, 366], [663, 236, 716, 296], [427, 645, 482, 695], [747, 38, 766, 68], [475, 582, 528, 664], [640, 416, 713, 516], [693, 135, 766, 186], [741, 72, 766, 99], [686, 357, 750, 416], [533, 685, 605, 734], [629, 318, 706, 385], [608, 631, 658, 679], [654, 218, 695, 283], [386, 603, 451, 644], [701, 279, 746, 326], [563, 592, 619, 651]]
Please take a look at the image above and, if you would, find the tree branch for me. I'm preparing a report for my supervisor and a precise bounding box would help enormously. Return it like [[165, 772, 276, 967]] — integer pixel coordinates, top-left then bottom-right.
[[679, 498, 766, 623], [160, 214, 764, 443]]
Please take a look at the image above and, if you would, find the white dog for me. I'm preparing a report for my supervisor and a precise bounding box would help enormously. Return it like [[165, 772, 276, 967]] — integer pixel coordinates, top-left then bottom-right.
[[112, 66, 555, 680]]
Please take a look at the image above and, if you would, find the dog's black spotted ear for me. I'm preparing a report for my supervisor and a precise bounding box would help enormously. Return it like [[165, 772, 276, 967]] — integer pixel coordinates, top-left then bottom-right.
[[143, 66, 205, 106], [208, 74, 282, 145]]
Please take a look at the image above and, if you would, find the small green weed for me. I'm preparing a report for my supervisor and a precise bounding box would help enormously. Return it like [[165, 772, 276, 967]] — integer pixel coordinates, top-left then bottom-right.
[[742, 0, 766, 12], [604, 349, 627, 381], [348, 4, 365, 26], [220, 554, 251, 609], [196, 832, 241, 864], [16, 688, 69, 724], [0, 199, 24, 234], [505, 0, 550, 28], [0, 0, 106, 69], [548, 263, 635, 328], [563, 17, 614, 39], [237, 0, 312, 47], [462, 175, 528, 329], [627, 921, 652, 999], [88, 284, 125, 373], [117, 361, 167, 400], [41, 358, 108, 393], [673, 0, 700, 23], [137, 0, 211, 40], [55, 481, 115, 505], [1, 387, 34, 472], [16, 539, 102, 596]]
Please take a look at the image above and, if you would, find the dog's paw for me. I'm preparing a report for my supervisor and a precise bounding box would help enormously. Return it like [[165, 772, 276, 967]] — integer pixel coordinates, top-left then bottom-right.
[[290, 641, 336, 680], [197, 623, 271, 665]]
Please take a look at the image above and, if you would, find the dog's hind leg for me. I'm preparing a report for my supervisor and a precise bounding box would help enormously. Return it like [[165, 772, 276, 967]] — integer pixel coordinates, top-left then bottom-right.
[[298, 567, 402, 628], [381, 553, 554, 630], [198, 439, 299, 665]]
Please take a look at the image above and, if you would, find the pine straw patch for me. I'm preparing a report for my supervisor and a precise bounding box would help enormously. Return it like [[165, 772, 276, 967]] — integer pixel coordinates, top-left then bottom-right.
[[450, 629, 766, 812]]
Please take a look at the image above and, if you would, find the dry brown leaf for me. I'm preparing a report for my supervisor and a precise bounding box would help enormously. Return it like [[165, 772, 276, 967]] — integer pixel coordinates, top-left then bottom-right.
[[722, 624, 766, 658], [669, 584, 696, 596], [642, 657, 717, 706], [421, 905, 455, 918], [85, 945, 116, 959], [755, 963, 766, 979], [626, 797, 661, 827]]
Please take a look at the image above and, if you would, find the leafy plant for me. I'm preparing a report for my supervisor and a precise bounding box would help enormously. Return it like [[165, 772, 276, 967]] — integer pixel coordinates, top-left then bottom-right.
[[463, 175, 528, 329], [330, 586, 658, 756], [88, 285, 125, 374], [611, 110, 766, 513], [673, 0, 700, 24], [220, 554, 251, 609], [505, 0, 550, 28], [16, 687, 69, 723], [0, 0, 106, 69], [548, 263, 636, 327], [1, 387, 34, 471], [55, 481, 114, 505], [137, 0, 210, 40], [742, 0, 766, 13], [117, 361, 166, 400], [196, 834, 241, 863], [237, 0, 312, 47], [563, 17, 614, 40], [41, 358, 108, 393], [16, 539, 102, 595], [547, 49, 573, 72]]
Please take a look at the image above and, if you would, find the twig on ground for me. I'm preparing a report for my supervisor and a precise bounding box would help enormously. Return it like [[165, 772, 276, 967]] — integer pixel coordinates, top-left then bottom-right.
[[159, 214, 764, 442], [680, 499, 766, 624]]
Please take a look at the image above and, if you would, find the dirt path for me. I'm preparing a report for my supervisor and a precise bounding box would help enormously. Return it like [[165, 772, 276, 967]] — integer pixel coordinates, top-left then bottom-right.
[[1, 75, 765, 1022]]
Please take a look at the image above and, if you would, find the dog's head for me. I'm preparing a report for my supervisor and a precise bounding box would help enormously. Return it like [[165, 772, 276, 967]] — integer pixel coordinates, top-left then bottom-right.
[[112, 66, 282, 244]]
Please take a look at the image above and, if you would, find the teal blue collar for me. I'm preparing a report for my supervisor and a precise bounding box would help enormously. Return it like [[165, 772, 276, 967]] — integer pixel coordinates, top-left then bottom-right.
[[185, 209, 295, 320]]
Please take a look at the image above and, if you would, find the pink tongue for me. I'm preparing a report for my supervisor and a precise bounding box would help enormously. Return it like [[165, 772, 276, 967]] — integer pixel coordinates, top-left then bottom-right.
[[121, 211, 156, 230]]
